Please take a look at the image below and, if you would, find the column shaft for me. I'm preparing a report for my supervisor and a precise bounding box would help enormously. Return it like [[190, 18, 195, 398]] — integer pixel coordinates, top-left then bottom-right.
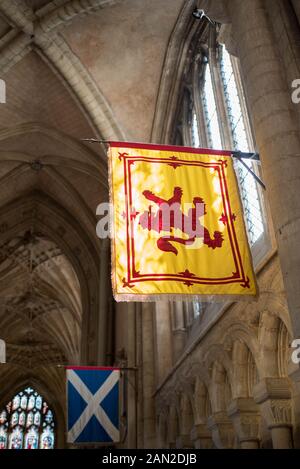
[[141, 303, 157, 448], [154, 302, 173, 384], [229, 0, 300, 338], [97, 240, 109, 364]]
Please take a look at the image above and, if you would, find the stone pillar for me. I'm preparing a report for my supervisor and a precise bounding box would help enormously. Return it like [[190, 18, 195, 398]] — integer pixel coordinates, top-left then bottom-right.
[[228, 398, 261, 449], [190, 424, 213, 449], [228, 0, 300, 339], [126, 303, 137, 449], [97, 239, 109, 365], [253, 378, 293, 449], [176, 392, 194, 448], [114, 303, 128, 360], [154, 302, 173, 384], [135, 304, 144, 448], [231, 341, 252, 399], [168, 405, 179, 449], [141, 303, 157, 448], [157, 412, 167, 449], [207, 412, 235, 448], [290, 367, 300, 448], [172, 302, 187, 363]]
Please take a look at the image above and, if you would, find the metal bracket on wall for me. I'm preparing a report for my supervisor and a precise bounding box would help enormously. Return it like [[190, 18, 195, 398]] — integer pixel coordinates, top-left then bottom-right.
[[232, 151, 266, 191]]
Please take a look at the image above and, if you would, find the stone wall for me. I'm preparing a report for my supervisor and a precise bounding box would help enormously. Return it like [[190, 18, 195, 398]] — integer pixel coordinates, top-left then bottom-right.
[[132, 0, 300, 449]]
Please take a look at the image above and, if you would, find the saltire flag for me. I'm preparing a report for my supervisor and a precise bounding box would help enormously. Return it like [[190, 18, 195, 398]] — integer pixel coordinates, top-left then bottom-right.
[[66, 367, 120, 444], [108, 142, 257, 301]]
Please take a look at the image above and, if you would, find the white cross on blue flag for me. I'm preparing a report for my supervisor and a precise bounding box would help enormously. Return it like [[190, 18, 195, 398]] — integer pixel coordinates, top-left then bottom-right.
[[66, 367, 120, 444]]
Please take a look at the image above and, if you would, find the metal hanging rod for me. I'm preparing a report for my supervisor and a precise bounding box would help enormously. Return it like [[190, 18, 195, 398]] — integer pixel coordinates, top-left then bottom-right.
[[231, 151, 260, 161], [81, 139, 266, 190], [232, 152, 266, 190], [55, 365, 138, 371]]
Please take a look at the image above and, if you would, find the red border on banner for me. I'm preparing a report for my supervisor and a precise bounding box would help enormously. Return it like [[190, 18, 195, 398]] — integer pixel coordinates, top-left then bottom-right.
[[109, 141, 232, 156], [114, 149, 250, 290]]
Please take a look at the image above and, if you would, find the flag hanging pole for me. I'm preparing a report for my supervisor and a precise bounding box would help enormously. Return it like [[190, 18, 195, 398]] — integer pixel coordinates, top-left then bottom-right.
[[231, 151, 260, 161], [81, 139, 266, 190], [232, 151, 266, 191]]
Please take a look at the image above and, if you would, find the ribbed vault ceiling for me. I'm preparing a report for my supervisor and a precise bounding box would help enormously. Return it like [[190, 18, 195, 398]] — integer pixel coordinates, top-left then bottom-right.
[[0, 0, 185, 409]]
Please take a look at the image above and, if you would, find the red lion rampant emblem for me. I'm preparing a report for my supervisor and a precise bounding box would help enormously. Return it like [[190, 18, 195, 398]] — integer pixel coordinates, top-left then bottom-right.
[[139, 187, 224, 256]]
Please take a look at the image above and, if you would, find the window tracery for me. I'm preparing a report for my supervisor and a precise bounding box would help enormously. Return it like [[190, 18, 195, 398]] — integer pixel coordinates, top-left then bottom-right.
[[174, 24, 268, 324], [0, 387, 55, 449]]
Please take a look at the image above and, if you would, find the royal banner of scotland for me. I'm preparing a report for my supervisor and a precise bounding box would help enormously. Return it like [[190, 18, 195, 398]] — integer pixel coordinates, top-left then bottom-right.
[[108, 142, 257, 301], [66, 367, 120, 444]]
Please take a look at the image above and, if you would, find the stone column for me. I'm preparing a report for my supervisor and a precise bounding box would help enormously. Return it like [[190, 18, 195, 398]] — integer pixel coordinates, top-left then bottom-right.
[[141, 303, 157, 448], [192, 378, 214, 448], [172, 302, 187, 363], [135, 303, 144, 448], [157, 411, 167, 448], [253, 378, 293, 449], [126, 303, 137, 449], [176, 392, 194, 449], [290, 368, 300, 448], [168, 405, 179, 449], [207, 412, 235, 448], [228, 398, 261, 449], [97, 239, 109, 365], [228, 0, 300, 339], [154, 302, 173, 385], [190, 424, 213, 449]]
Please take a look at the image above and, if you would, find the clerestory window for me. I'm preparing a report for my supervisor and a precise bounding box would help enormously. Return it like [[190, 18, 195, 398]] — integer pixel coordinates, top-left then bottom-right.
[[177, 41, 267, 323], [188, 44, 265, 247]]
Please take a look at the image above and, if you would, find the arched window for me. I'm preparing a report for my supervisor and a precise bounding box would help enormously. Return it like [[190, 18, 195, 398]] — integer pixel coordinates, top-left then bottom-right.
[[0, 387, 55, 449], [177, 40, 265, 248], [174, 24, 269, 327], [198, 44, 264, 246], [219, 45, 264, 245]]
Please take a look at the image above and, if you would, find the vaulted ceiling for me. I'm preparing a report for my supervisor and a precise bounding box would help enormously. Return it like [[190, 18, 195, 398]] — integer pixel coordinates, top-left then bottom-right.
[[0, 0, 185, 408]]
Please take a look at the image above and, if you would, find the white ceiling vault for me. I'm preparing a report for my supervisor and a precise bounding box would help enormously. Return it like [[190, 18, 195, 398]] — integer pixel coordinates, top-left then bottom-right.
[[0, 0, 186, 412]]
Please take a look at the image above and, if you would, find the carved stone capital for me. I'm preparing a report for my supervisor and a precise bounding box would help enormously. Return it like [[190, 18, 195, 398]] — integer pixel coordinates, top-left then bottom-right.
[[207, 412, 235, 449], [227, 398, 260, 445], [253, 379, 292, 428], [253, 378, 291, 402]]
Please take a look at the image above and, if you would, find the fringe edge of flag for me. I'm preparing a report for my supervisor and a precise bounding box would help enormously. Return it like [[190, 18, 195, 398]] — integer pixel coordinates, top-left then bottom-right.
[[112, 292, 259, 303]]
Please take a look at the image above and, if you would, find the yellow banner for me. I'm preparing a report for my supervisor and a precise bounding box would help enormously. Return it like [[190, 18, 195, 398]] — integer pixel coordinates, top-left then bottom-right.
[[109, 142, 257, 301]]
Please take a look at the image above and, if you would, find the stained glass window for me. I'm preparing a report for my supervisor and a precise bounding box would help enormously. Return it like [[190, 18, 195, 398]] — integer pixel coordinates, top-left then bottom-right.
[[0, 387, 55, 449]]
